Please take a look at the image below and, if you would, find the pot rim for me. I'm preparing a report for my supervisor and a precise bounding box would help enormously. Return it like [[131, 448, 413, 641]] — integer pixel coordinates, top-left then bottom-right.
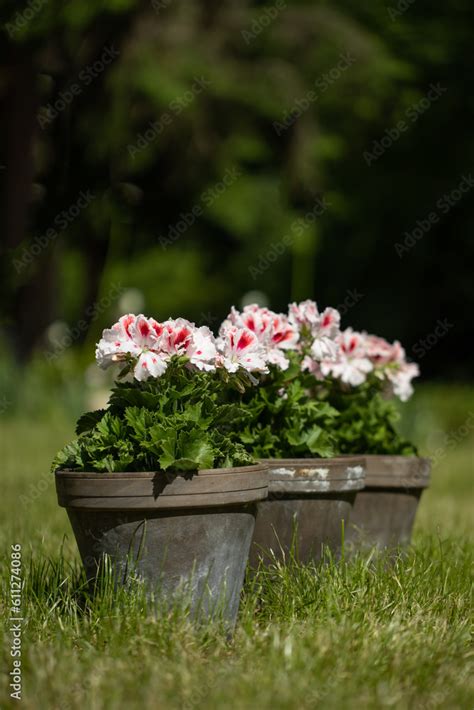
[[55, 463, 266, 478], [55, 463, 269, 510], [362, 455, 431, 489], [259, 456, 365, 493]]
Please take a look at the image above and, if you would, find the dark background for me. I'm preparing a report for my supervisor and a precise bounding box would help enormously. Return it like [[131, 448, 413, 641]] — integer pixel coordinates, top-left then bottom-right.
[[1, 0, 473, 384]]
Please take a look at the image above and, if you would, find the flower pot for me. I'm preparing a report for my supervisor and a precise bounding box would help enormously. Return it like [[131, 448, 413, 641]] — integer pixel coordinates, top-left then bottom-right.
[[346, 455, 431, 550], [249, 457, 365, 566], [55, 464, 268, 626]]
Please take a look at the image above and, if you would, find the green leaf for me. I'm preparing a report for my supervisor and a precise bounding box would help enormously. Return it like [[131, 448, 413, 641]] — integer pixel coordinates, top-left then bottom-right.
[[177, 431, 215, 469], [124, 407, 149, 439], [75, 409, 106, 435]]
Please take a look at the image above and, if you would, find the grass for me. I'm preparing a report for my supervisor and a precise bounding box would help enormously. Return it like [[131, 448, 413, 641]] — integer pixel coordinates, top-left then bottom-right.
[[1, 384, 473, 709]]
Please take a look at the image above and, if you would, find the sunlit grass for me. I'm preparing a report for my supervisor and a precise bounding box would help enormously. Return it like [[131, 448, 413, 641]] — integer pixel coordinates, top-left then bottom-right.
[[1, 384, 473, 708]]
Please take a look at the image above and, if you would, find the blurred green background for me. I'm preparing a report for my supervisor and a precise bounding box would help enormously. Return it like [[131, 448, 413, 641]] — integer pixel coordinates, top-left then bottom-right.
[[0, 0, 473, 415]]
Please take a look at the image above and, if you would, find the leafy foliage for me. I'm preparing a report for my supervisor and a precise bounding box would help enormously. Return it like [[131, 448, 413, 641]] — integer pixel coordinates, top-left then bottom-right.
[[327, 379, 418, 456], [52, 364, 254, 473], [232, 363, 338, 459]]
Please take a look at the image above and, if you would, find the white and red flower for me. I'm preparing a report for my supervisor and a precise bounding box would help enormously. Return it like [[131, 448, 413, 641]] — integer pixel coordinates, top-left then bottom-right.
[[363, 332, 419, 400], [160, 318, 194, 357], [216, 326, 269, 374], [320, 328, 373, 386], [288, 299, 341, 365], [220, 304, 298, 370], [187, 325, 219, 372], [134, 351, 168, 381], [365, 334, 400, 367], [310, 307, 341, 361], [96, 314, 168, 381], [95, 307, 419, 397], [96, 315, 219, 381], [288, 299, 320, 331], [96, 314, 142, 367], [386, 362, 419, 401]]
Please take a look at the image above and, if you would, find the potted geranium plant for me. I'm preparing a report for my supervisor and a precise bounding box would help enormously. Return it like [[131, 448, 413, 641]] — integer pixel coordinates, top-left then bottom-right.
[[218, 302, 366, 566], [53, 314, 269, 626], [319, 328, 431, 549]]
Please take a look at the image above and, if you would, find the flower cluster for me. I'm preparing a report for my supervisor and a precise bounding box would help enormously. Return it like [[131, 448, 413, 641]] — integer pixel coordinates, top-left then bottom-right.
[[313, 326, 418, 401], [319, 328, 373, 387], [287, 299, 342, 377], [364, 332, 419, 401], [226, 300, 419, 401], [220, 304, 299, 370], [96, 314, 270, 381], [96, 301, 419, 400]]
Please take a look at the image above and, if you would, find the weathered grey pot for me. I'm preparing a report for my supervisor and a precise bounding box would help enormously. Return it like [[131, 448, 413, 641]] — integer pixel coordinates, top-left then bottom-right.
[[346, 455, 431, 550], [55, 465, 268, 626], [249, 457, 365, 567]]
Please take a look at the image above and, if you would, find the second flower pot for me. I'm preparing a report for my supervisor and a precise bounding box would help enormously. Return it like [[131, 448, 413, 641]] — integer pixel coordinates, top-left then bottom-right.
[[55, 464, 268, 627], [249, 457, 365, 567], [346, 455, 431, 550]]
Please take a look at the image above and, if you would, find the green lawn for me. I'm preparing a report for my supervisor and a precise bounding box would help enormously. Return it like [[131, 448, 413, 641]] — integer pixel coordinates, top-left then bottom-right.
[[1, 386, 473, 709]]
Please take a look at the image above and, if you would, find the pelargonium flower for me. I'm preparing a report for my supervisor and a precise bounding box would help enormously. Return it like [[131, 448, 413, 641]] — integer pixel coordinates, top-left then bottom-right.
[[130, 316, 169, 381], [95, 314, 140, 367], [216, 326, 269, 374], [288, 299, 320, 331], [301, 354, 324, 380], [161, 318, 194, 356], [386, 362, 419, 401], [289, 300, 341, 364], [364, 333, 419, 401], [365, 334, 401, 366], [310, 307, 341, 361], [95, 314, 149, 366], [220, 304, 299, 370], [187, 325, 219, 372], [320, 328, 373, 386], [96, 314, 168, 381], [96, 314, 219, 381], [161, 318, 219, 372]]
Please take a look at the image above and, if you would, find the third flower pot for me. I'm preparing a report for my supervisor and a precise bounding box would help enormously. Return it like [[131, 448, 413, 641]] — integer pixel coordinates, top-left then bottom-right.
[[55, 464, 268, 627], [249, 457, 365, 567], [346, 455, 431, 550]]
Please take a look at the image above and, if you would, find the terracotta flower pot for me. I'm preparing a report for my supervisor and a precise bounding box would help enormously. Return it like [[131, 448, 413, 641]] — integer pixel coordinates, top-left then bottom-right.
[[346, 455, 431, 550], [55, 464, 268, 626], [249, 457, 365, 566]]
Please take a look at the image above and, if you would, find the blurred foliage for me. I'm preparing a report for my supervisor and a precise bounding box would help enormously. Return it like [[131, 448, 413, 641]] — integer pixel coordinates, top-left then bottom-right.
[[0, 0, 473, 379]]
